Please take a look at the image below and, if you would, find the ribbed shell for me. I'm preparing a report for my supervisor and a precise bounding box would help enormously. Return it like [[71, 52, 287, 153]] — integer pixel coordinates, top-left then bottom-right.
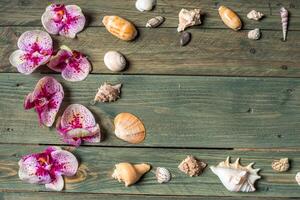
[[114, 113, 146, 144], [102, 16, 137, 41], [156, 167, 171, 183], [272, 158, 289, 172], [218, 6, 242, 31], [280, 7, 288, 41]]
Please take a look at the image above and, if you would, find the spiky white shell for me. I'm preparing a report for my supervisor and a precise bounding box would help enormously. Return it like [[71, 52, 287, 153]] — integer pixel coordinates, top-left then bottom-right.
[[135, 0, 156, 12], [210, 157, 261, 192], [104, 51, 126, 72], [177, 9, 202, 32], [248, 28, 261, 40], [247, 10, 264, 21], [156, 167, 171, 183], [93, 83, 122, 103]]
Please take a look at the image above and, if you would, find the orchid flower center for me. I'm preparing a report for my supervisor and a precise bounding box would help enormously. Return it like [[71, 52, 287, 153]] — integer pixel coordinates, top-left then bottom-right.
[[36, 97, 49, 107]]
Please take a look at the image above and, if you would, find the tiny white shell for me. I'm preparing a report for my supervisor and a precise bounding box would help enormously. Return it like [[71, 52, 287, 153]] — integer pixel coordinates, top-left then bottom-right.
[[247, 10, 264, 21], [296, 172, 300, 185], [248, 28, 261, 40], [156, 167, 171, 183], [135, 0, 156, 12], [104, 51, 126, 72], [272, 158, 289, 172]]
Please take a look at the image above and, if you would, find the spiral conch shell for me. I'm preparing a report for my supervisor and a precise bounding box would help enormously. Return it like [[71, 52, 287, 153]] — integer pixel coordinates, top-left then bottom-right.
[[102, 16, 137, 41], [114, 113, 146, 144], [218, 6, 242, 31], [280, 7, 289, 41], [177, 8, 202, 32], [93, 83, 122, 103], [156, 167, 171, 183], [247, 10, 264, 21], [112, 162, 151, 186], [178, 155, 207, 177], [272, 158, 289, 172], [210, 157, 261, 192]]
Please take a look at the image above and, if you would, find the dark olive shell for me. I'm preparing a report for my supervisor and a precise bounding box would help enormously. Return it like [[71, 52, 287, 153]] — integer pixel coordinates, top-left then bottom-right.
[[180, 32, 191, 46]]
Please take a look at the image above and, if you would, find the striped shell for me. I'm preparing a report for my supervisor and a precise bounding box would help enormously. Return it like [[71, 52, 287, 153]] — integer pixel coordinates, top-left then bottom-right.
[[114, 113, 146, 144], [146, 16, 165, 28], [156, 167, 171, 183], [218, 6, 242, 31], [102, 16, 137, 41], [280, 7, 289, 41]]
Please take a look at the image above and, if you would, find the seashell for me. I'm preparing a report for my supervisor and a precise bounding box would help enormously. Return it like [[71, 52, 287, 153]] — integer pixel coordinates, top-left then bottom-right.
[[296, 172, 300, 185], [210, 157, 261, 192], [146, 16, 165, 28], [247, 10, 264, 21], [178, 155, 207, 177], [112, 162, 151, 186], [248, 28, 261, 40], [93, 82, 122, 103], [135, 0, 156, 12], [180, 31, 191, 46], [102, 16, 137, 41], [280, 7, 289, 41], [177, 8, 202, 32], [272, 158, 289, 172], [104, 51, 127, 72], [114, 112, 146, 144], [156, 167, 171, 183], [218, 6, 242, 31]]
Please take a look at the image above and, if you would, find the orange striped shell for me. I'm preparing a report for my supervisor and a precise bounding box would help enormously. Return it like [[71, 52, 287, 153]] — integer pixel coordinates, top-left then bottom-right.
[[102, 16, 137, 41], [114, 112, 145, 144], [218, 6, 242, 31]]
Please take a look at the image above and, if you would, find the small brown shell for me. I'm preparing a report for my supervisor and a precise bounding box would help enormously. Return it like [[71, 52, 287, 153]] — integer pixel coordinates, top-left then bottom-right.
[[114, 113, 146, 144], [272, 158, 290, 172], [156, 167, 171, 183], [93, 83, 122, 103], [146, 16, 165, 28], [178, 155, 207, 177]]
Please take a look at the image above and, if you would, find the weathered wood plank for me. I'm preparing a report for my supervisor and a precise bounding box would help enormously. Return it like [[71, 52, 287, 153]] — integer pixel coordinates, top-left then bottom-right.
[[0, 144, 299, 197], [1, 27, 300, 76], [1, 73, 300, 148], [2, 192, 300, 200], [0, 0, 299, 30]]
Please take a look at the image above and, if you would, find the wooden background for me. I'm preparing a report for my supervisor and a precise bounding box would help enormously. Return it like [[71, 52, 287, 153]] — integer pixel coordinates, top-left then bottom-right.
[[0, 0, 300, 199]]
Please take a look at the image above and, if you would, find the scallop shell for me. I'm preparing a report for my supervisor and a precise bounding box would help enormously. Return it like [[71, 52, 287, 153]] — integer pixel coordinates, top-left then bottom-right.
[[114, 112, 146, 144], [112, 162, 151, 186], [248, 28, 261, 40], [280, 7, 289, 41], [247, 10, 264, 21], [296, 172, 300, 185], [177, 8, 202, 32], [272, 158, 289, 172], [102, 16, 137, 41], [93, 82, 122, 103], [104, 51, 126, 72], [218, 6, 242, 31], [135, 0, 156, 12], [178, 155, 207, 177], [146, 16, 165, 28], [156, 167, 171, 183], [210, 157, 261, 192]]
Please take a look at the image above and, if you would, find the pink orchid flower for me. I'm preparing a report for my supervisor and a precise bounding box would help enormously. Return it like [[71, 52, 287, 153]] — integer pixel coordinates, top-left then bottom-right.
[[18, 146, 78, 191], [42, 4, 86, 38], [9, 30, 53, 74], [48, 45, 91, 82], [24, 76, 64, 127], [56, 104, 101, 146]]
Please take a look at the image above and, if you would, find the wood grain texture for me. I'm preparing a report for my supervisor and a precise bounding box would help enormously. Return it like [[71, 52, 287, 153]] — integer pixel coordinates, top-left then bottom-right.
[[0, 0, 299, 30], [1, 73, 300, 148], [2, 192, 300, 200], [0, 144, 300, 197], [1, 27, 300, 76]]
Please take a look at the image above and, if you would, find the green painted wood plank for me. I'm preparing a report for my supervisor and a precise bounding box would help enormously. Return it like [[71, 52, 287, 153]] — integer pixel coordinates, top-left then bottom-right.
[[2, 192, 300, 200], [0, 0, 299, 30], [1, 27, 299, 76], [0, 144, 300, 197], [1, 73, 300, 148]]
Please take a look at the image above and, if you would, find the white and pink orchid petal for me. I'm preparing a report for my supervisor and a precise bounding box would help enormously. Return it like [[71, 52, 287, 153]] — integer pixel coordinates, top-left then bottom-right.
[[83, 132, 101, 143], [24, 92, 35, 110], [62, 137, 82, 146], [48, 49, 72, 72], [45, 174, 64, 191], [18, 155, 52, 184], [51, 149, 78, 176], [41, 5, 65, 35], [17, 30, 52, 53]]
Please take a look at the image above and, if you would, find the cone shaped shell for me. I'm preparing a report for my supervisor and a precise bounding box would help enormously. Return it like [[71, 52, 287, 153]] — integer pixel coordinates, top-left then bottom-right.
[[218, 6, 242, 31], [102, 16, 137, 41], [114, 112, 146, 144], [112, 162, 151, 186]]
